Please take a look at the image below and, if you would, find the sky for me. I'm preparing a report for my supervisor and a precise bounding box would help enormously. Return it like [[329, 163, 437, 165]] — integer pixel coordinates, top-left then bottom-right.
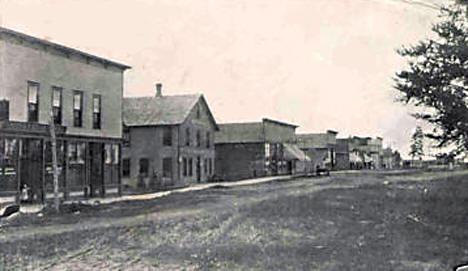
[[0, 0, 455, 158]]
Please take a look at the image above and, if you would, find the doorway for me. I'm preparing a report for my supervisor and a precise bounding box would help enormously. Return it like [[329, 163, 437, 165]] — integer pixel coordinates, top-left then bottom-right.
[[89, 142, 104, 197]]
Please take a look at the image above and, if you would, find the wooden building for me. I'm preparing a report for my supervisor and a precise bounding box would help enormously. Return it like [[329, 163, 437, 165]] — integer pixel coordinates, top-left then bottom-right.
[[214, 118, 303, 181], [296, 130, 338, 171], [122, 84, 219, 190], [0, 27, 130, 204]]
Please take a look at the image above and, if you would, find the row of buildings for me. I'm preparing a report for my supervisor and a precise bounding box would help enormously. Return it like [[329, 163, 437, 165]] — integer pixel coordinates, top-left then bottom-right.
[[0, 28, 400, 204]]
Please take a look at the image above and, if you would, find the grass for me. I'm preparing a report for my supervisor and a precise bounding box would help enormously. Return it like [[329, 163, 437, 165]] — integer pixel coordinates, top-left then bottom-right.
[[1, 170, 468, 270]]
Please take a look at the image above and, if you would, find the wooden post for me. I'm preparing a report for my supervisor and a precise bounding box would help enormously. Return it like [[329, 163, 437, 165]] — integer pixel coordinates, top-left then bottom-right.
[[63, 140, 69, 200], [118, 143, 122, 196], [15, 139, 22, 204], [48, 111, 60, 212], [41, 139, 46, 203]]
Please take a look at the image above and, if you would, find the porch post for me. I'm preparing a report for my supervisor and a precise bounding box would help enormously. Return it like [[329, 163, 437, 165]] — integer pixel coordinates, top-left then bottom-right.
[[63, 140, 69, 200], [15, 139, 22, 204], [41, 139, 46, 203], [118, 143, 122, 196]]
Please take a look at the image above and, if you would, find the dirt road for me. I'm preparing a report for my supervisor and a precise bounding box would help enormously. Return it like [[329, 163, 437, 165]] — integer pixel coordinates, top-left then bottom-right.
[[1, 170, 468, 270]]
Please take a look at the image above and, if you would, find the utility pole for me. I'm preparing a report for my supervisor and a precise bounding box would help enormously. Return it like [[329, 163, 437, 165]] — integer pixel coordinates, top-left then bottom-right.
[[49, 109, 60, 212]]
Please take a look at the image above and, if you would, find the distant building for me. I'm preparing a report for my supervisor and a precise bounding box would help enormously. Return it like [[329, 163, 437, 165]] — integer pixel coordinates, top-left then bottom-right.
[[0, 27, 130, 203], [296, 130, 338, 171], [122, 84, 218, 190], [335, 136, 384, 170], [215, 118, 304, 181]]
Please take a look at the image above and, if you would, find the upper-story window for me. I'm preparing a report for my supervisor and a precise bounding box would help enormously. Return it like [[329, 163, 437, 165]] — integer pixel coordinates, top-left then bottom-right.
[[27, 82, 39, 122], [196, 105, 200, 119], [185, 128, 190, 146], [163, 126, 172, 146], [206, 131, 210, 148], [196, 130, 201, 147], [73, 91, 83, 127], [52, 86, 62, 125], [93, 95, 101, 129]]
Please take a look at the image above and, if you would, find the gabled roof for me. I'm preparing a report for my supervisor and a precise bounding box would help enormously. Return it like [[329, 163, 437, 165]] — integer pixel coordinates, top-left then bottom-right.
[[123, 94, 218, 129], [0, 27, 131, 70]]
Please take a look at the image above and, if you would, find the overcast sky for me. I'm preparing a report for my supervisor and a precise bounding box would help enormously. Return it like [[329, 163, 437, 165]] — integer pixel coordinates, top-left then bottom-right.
[[0, 0, 455, 158]]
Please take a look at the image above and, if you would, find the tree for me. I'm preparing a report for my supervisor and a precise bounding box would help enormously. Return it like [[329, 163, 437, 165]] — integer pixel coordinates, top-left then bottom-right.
[[394, 4, 468, 156], [409, 126, 425, 163]]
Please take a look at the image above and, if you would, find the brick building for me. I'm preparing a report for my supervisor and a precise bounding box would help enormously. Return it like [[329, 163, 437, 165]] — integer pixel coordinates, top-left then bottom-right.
[[0, 27, 130, 203], [296, 130, 338, 171], [214, 118, 301, 181], [122, 84, 218, 190]]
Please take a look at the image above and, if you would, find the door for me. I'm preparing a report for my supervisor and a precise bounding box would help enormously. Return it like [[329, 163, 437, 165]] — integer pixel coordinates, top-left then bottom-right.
[[20, 139, 44, 203], [89, 142, 104, 197], [196, 156, 201, 183]]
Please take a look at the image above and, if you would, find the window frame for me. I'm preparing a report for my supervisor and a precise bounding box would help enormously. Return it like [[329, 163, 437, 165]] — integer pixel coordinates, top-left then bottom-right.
[[185, 128, 190, 146], [122, 158, 130, 177], [163, 126, 172, 146], [73, 91, 83, 127], [139, 158, 149, 177], [51, 86, 62, 125], [196, 130, 201, 147], [162, 157, 173, 178], [27, 81, 39, 122], [92, 94, 102, 129]]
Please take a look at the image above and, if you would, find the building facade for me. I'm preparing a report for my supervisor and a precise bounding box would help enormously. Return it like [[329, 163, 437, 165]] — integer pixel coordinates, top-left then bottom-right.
[[296, 130, 338, 171], [214, 118, 301, 181], [122, 84, 218, 190], [0, 27, 130, 203], [335, 136, 384, 170]]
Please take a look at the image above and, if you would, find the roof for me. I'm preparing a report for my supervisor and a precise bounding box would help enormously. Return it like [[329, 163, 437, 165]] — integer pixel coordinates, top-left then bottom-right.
[[215, 122, 264, 144], [123, 94, 218, 129], [0, 27, 131, 70], [262, 118, 298, 128]]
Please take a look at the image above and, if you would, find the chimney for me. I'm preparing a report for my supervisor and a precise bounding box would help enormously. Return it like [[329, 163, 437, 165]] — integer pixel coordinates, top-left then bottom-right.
[[155, 83, 162, 97]]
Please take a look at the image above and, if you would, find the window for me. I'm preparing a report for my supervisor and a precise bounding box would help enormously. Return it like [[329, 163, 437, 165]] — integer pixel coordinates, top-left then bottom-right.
[[183, 157, 187, 176], [265, 143, 270, 158], [93, 95, 101, 129], [204, 158, 208, 174], [163, 127, 172, 146], [196, 130, 201, 147], [73, 91, 83, 127], [27, 82, 39, 122], [139, 158, 149, 177], [185, 128, 190, 146], [68, 142, 85, 164], [112, 144, 119, 165], [122, 159, 130, 177], [105, 144, 112, 164], [52, 86, 62, 125], [206, 131, 210, 148], [196, 105, 200, 119], [189, 158, 193, 176], [209, 158, 213, 175], [123, 126, 130, 147], [163, 158, 172, 178]]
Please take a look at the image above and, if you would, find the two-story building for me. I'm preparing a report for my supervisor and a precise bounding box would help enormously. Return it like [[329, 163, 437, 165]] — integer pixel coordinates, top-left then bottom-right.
[[0, 27, 130, 203], [214, 118, 303, 181], [122, 84, 218, 190]]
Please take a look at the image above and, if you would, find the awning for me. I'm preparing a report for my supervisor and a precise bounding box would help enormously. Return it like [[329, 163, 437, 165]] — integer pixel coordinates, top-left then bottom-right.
[[283, 143, 311, 161]]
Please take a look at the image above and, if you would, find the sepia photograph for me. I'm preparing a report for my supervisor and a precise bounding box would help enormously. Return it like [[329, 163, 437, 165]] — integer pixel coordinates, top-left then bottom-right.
[[1, 0, 468, 270]]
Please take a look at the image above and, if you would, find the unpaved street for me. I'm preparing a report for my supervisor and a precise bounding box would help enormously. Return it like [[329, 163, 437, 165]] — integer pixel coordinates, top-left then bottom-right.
[[2, 170, 468, 270]]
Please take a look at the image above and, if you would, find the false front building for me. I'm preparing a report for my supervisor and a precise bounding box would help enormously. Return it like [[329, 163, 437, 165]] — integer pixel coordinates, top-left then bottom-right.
[[122, 84, 218, 190], [0, 27, 130, 203], [214, 118, 305, 181]]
